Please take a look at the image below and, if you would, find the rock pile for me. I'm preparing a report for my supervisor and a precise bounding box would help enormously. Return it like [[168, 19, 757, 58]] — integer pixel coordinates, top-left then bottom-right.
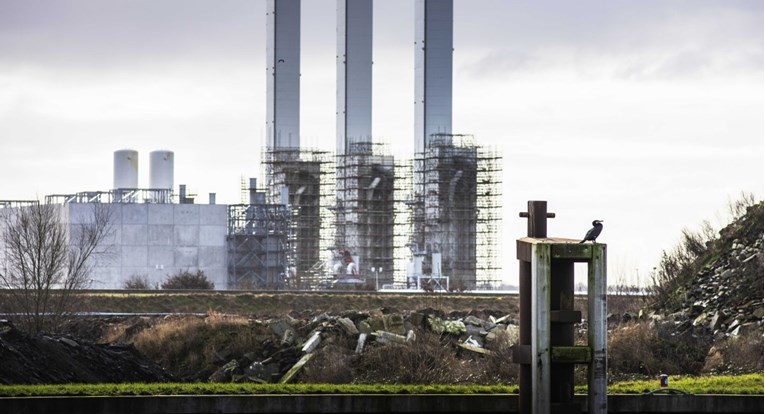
[[660, 202, 763, 339], [684, 237, 763, 338]]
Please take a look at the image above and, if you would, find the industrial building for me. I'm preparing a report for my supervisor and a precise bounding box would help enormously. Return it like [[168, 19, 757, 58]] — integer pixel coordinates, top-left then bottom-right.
[[0, 0, 502, 291], [0, 150, 230, 290]]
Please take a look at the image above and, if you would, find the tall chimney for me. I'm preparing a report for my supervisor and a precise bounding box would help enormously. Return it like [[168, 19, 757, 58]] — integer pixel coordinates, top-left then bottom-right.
[[266, 0, 301, 150]]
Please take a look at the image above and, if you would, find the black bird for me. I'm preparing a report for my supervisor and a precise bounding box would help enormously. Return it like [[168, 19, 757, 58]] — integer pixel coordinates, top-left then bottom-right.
[[579, 220, 604, 243]]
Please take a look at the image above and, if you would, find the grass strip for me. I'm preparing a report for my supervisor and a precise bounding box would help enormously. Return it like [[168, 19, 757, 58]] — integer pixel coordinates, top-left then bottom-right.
[[1, 374, 761, 397], [576, 373, 764, 395], [0, 383, 517, 397]]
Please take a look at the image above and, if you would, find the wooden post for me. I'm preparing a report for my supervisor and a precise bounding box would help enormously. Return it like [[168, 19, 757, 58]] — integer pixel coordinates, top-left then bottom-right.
[[588, 243, 608, 414], [531, 243, 551, 414], [518, 201, 555, 414]]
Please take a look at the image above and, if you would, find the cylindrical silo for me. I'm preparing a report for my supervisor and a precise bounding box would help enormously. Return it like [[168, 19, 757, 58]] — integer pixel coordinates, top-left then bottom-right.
[[113, 149, 139, 190], [149, 150, 174, 190]]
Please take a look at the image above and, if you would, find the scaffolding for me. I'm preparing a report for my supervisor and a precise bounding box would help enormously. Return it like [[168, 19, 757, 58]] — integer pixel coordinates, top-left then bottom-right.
[[411, 134, 502, 289], [334, 142, 411, 287], [226, 201, 290, 289], [262, 148, 334, 290]]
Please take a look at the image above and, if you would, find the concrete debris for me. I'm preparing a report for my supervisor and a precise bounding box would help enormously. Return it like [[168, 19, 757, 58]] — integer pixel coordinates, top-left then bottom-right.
[[384, 314, 406, 335], [209, 359, 239, 382], [373, 330, 408, 345], [357, 320, 373, 334], [0, 307, 537, 385], [279, 353, 314, 384], [458, 340, 491, 355], [355, 333, 368, 354], [301, 331, 322, 354], [337, 317, 359, 336], [464, 335, 480, 347], [281, 329, 296, 346]]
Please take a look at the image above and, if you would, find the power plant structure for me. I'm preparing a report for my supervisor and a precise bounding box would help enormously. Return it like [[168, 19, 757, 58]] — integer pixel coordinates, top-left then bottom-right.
[[0, 0, 502, 291]]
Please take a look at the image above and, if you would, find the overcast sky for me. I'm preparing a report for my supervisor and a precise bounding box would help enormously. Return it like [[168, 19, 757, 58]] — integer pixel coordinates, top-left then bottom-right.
[[0, 0, 762, 286]]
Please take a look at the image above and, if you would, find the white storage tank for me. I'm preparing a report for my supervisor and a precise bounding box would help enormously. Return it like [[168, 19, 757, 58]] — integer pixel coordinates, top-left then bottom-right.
[[149, 150, 174, 190], [113, 149, 139, 189]]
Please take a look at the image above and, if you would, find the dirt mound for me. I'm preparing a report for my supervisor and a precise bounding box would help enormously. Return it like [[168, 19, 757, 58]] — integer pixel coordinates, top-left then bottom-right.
[[0, 320, 174, 384]]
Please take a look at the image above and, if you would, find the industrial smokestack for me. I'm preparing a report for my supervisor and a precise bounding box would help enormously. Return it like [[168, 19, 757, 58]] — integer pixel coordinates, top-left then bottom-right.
[[337, 0, 373, 156], [266, 0, 301, 150], [414, 0, 453, 154]]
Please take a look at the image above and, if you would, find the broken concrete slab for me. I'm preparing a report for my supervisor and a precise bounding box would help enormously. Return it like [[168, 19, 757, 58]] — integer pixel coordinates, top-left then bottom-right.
[[384, 314, 406, 335], [269, 318, 293, 338], [337, 317, 359, 336], [280, 329, 296, 347], [505, 324, 520, 344], [357, 320, 373, 335], [463, 315, 485, 326], [278, 353, 314, 384], [367, 316, 385, 332], [301, 331, 322, 354], [493, 314, 511, 324], [373, 330, 408, 345], [355, 333, 368, 354], [458, 341, 491, 355]]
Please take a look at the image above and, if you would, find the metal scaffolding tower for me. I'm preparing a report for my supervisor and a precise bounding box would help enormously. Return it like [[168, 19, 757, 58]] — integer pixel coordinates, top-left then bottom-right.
[[411, 133, 501, 289], [263, 148, 334, 290], [227, 179, 290, 289], [334, 142, 410, 287]]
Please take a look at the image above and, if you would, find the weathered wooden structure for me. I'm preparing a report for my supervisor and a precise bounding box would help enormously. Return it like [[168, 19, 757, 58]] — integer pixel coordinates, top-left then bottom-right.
[[515, 201, 607, 414]]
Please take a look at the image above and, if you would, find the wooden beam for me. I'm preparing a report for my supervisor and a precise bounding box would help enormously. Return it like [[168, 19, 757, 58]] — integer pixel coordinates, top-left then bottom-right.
[[532, 243, 551, 414], [588, 243, 608, 414]]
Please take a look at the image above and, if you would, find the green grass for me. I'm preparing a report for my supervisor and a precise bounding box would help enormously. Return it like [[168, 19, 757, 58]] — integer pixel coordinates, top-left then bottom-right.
[[0, 383, 517, 397], [577, 373, 764, 395], [1, 374, 761, 397]]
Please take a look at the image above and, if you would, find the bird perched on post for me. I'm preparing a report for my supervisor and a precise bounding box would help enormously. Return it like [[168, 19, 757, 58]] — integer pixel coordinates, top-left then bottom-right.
[[579, 220, 604, 243]]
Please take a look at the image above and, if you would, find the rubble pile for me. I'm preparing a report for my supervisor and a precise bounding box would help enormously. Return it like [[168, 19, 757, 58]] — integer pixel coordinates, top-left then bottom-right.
[[649, 202, 763, 339], [204, 309, 520, 384]]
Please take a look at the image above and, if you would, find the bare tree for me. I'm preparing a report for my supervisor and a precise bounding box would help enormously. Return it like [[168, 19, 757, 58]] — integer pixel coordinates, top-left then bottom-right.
[[0, 202, 113, 334]]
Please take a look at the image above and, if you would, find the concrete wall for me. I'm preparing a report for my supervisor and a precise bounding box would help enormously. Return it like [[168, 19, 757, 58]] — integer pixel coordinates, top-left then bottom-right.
[[0, 394, 762, 414], [65, 203, 228, 290]]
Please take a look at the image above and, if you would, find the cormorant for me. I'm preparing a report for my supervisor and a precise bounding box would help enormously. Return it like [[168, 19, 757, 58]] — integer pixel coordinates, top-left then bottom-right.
[[579, 220, 603, 243]]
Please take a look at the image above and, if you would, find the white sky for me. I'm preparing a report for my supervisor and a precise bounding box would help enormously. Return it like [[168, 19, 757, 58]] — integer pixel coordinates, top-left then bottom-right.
[[0, 0, 762, 287]]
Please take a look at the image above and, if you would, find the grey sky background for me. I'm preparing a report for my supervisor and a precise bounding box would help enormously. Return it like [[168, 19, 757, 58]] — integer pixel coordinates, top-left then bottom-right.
[[0, 0, 762, 286]]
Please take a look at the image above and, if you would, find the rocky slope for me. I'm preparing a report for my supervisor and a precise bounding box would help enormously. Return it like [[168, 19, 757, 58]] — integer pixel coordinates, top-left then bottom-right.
[[658, 201, 763, 338]]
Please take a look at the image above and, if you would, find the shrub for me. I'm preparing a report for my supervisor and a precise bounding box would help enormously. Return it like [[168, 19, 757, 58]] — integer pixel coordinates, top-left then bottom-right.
[[708, 330, 765, 374], [161, 270, 214, 290], [300, 344, 355, 384], [473, 329, 519, 384], [609, 321, 662, 375], [352, 331, 468, 384], [609, 320, 710, 376], [123, 274, 151, 290], [131, 313, 265, 381], [648, 225, 715, 310]]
